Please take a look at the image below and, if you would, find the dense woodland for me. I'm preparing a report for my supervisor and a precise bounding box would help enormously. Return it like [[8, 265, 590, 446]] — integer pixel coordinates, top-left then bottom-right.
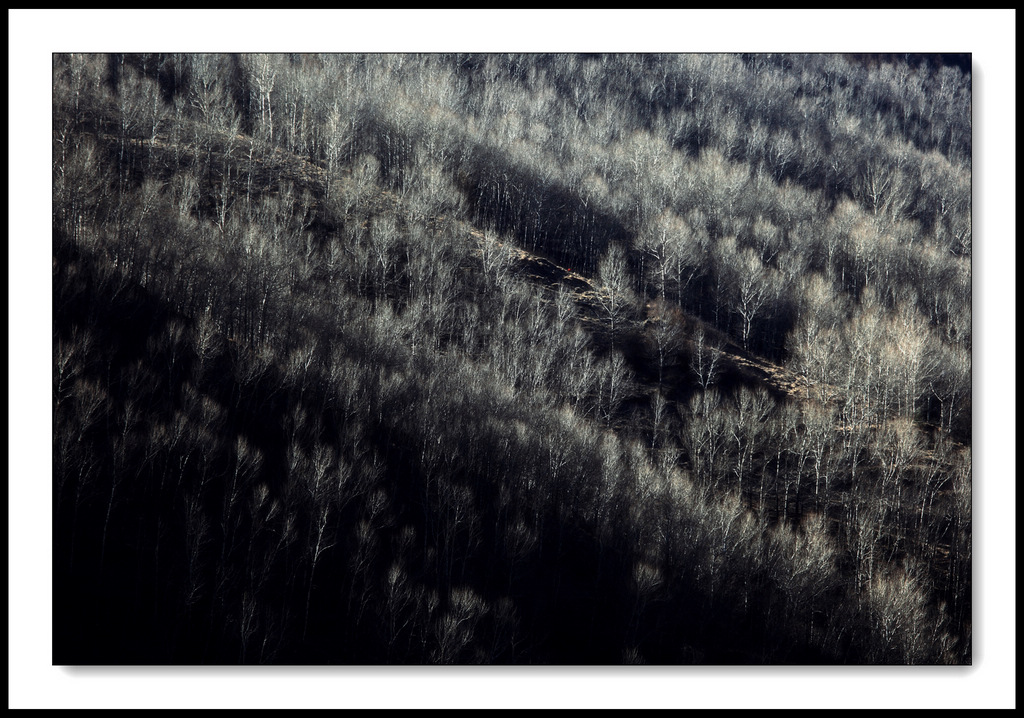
[[53, 52, 971, 664]]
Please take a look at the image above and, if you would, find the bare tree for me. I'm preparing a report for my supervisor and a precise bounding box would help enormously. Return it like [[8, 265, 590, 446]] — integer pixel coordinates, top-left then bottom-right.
[[597, 350, 631, 427], [596, 242, 634, 345], [728, 248, 779, 352], [728, 387, 777, 499], [690, 327, 723, 392], [872, 417, 923, 555], [683, 390, 730, 490], [646, 299, 685, 388]]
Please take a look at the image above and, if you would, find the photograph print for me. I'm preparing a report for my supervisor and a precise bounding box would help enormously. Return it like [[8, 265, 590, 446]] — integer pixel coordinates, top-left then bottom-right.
[[52, 51, 972, 665]]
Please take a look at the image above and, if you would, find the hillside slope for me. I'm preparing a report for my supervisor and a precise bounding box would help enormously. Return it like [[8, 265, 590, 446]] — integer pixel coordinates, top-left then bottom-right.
[[52, 52, 971, 664]]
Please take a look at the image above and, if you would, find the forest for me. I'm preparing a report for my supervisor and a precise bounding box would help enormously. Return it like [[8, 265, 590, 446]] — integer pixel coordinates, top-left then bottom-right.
[[52, 52, 971, 665]]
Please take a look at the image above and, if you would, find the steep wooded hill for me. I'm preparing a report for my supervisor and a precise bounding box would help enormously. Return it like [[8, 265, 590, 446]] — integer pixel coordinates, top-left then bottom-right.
[[53, 52, 971, 664]]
